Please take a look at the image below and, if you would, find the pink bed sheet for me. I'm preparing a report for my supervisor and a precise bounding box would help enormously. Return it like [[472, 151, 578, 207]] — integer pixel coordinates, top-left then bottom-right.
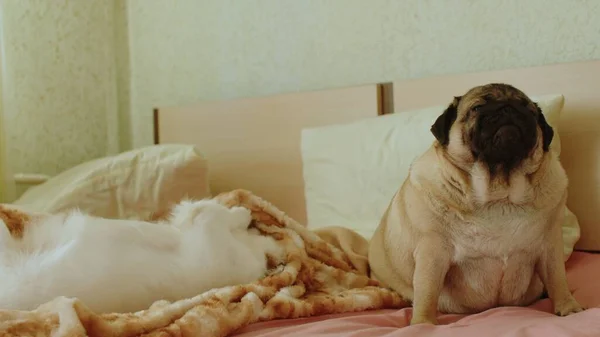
[[235, 252, 600, 337]]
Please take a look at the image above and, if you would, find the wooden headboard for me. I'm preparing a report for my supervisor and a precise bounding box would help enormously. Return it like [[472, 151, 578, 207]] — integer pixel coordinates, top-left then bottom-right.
[[154, 83, 393, 224], [392, 60, 600, 250]]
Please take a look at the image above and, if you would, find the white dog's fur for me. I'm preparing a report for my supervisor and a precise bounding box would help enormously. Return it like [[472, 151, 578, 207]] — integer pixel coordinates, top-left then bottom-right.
[[0, 199, 282, 313]]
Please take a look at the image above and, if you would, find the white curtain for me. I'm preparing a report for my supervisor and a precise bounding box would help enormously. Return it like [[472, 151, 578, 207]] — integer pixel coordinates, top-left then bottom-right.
[[0, 7, 14, 203], [0, 101, 15, 202], [0, 113, 13, 203], [0, 40, 14, 203]]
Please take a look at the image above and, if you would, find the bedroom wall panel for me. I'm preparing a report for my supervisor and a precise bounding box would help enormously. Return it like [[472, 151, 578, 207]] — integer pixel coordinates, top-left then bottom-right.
[[127, 0, 600, 148]]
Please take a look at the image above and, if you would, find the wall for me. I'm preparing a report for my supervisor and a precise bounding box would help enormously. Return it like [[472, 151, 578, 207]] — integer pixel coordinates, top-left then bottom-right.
[[1, 0, 599, 183], [0, 0, 123, 181], [127, 0, 600, 148]]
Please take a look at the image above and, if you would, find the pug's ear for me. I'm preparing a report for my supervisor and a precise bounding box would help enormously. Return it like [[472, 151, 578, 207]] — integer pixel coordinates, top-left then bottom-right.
[[534, 103, 553, 152], [430, 96, 460, 146]]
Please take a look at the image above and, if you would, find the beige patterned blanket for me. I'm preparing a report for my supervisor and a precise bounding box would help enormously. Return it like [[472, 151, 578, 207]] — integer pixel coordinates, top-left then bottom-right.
[[0, 189, 407, 337]]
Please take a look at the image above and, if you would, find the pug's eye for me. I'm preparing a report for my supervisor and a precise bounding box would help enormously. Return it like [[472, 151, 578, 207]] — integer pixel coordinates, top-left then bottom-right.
[[472, 105, 483, 112]]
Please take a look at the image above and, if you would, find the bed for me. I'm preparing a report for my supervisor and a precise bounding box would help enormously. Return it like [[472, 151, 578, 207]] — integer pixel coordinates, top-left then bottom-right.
[[153, 60, 600, 336], [3, 60, 598, 336]]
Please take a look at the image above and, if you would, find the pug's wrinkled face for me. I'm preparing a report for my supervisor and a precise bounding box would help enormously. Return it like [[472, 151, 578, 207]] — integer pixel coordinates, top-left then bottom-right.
[[431, 83, 554, 176]]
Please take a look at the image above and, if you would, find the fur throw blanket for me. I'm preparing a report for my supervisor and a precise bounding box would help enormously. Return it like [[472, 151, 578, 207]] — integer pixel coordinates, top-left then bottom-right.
[[0, 189, 406, 337]]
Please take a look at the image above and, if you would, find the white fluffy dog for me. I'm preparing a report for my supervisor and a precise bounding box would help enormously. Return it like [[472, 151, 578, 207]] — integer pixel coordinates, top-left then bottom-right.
[[0, 199, 282, 313]]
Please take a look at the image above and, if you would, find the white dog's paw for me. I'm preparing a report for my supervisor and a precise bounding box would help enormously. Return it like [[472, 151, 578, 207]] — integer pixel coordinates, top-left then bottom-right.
[[170, 199, 221, 228], [228, 206, 253, 230]]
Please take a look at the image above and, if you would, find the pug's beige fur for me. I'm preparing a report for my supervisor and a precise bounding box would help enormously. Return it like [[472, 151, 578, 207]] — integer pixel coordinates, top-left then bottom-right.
[[368, 84, 585, 325]]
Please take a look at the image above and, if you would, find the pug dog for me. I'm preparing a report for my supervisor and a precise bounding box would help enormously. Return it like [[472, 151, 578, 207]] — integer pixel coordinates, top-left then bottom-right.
[[368, 83, 585, 325]]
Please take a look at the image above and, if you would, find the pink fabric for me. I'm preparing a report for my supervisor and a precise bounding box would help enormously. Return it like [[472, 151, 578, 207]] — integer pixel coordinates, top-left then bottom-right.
[[235, 252, 600, 337]]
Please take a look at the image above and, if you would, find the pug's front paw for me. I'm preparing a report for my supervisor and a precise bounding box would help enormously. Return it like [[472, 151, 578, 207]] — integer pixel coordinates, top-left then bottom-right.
[[555, 296, 585, 316], [410, 313, 438, 325]]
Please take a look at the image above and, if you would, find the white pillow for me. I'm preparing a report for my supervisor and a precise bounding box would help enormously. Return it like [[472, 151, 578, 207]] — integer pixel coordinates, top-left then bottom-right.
[[301, 94, 580, 260], [14, 144, 210, 221]]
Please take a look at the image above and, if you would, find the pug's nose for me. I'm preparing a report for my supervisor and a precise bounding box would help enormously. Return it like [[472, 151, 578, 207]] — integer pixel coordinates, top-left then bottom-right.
[[493, 125, 521, 147]]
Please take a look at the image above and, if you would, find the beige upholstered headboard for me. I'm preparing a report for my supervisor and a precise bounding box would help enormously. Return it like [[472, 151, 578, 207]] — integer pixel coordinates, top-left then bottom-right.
[[392, 60, 600, 251], [154, 83, 393, 225], [154, 60, 600, 251]]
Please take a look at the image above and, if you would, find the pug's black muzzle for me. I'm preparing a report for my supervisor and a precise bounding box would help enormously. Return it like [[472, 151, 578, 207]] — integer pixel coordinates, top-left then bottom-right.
[[470, 100, 538, 173]]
